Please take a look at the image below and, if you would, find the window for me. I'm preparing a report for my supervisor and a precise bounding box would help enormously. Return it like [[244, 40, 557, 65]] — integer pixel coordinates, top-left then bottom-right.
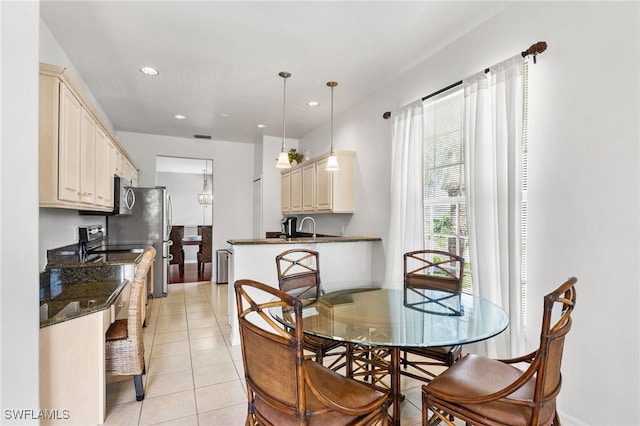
[[422, 88, 471, 290], [423, 62, 529, 311]]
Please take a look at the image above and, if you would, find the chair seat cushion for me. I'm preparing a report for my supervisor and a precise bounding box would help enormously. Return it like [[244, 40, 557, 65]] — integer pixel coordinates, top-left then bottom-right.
[[407, 345, 462, 364], [426, 354, 556, 426], [254, 360, 385, 425], [106, 319, 128, 341]]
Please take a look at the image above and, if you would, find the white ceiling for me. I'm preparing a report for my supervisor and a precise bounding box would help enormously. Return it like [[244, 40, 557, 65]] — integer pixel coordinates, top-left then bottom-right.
[[40, 1, 509, 144]]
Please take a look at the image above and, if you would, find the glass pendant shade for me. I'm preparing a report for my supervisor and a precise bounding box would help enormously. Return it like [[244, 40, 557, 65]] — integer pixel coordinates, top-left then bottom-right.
[[325, 153, 340, 171], [276, 71, 292, 169], [276, 150, 291, 168], [325, 81, 340, 172]]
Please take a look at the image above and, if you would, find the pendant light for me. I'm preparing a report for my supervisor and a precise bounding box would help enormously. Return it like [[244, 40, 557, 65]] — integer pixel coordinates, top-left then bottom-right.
[[325, 81, 340, 171], [275, 71, 292, 169], [197, 160, 213, 205]]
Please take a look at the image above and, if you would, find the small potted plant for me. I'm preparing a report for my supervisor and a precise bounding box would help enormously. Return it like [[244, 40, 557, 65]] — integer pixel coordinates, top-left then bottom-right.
[[288, 148, 303, 165]]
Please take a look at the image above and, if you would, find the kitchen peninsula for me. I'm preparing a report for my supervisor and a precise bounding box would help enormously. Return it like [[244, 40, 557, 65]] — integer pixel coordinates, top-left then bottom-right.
[[226, 235, 381, 345]]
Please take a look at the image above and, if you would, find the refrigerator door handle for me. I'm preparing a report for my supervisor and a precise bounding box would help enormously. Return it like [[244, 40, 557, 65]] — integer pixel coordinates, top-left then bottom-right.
[[167, 194, 173, 237]]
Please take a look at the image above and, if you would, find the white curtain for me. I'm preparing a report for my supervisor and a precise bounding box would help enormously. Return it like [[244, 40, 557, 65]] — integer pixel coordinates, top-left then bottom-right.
[[463, 54, 525, 358], [385, 101, 424, 288]]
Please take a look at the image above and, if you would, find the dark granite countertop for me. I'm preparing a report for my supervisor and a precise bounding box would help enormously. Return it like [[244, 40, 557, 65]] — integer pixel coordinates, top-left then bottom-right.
[[39, 278, 127, 328], [40, 244, 152, 328], [46, 244, 149, 268], [227, 235, 381, 245]]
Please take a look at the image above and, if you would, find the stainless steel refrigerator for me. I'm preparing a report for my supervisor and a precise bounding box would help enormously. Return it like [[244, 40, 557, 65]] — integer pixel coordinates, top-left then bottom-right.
[[107, 186, 172, 298]]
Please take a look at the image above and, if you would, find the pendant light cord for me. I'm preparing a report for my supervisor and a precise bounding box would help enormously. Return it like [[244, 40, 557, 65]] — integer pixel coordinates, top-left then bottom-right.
[[279, 71, 291, 152], [327, 81, 338, 155], [330, 84, 334, 154], [282, 75, 286, 148]]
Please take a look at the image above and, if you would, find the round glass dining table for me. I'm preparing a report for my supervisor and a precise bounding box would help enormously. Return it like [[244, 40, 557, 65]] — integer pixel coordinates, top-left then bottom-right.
[[269, 282, 509, 425]]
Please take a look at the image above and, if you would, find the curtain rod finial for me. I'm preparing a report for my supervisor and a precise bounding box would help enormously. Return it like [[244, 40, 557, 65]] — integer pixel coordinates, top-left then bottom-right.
[[523, 41, 547, 57]]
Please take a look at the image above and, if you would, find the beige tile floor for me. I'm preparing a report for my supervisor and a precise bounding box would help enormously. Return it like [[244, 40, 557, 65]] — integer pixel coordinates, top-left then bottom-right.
[[103, 281, 429, 425]]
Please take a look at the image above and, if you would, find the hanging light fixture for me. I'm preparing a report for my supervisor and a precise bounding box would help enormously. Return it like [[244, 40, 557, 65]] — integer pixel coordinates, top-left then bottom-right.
[[325, 81, 340, 171], [197, 160, 213, 205], [275, 71, 292, 169]]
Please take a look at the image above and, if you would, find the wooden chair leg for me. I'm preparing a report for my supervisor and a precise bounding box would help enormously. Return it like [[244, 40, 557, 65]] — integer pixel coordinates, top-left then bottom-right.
[[134, 375, 144, 401]]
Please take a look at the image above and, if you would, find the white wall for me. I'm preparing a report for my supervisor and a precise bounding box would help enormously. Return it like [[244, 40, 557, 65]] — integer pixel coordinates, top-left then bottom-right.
[[117, 132, 254, 263], [1, 1, 40, 419], [295, 2, 639, 424], [260, 135, 297, 235], [156, 171, 213, 227]]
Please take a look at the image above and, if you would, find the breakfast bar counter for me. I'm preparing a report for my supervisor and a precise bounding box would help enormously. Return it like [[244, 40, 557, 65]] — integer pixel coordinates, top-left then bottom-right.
[[226, 236, 383, 346], [228, 235, 381, 245]]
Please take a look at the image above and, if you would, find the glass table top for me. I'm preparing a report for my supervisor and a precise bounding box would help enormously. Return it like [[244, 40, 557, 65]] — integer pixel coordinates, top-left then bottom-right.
[[270, 283, 509, 348]]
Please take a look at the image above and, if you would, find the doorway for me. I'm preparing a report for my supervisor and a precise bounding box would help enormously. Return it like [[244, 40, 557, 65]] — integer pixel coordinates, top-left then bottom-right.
[[156, 156, 214, 283]]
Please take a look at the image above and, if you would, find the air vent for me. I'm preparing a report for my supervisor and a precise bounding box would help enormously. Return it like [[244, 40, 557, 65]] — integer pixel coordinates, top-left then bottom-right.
[[194, 134, 212, 140]]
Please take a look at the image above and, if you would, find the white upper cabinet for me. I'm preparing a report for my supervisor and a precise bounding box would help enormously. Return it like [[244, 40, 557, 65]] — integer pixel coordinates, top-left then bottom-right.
[[56, 82, 83, 203], [39, 63, 137, 211], [281, 151, 355, 214]]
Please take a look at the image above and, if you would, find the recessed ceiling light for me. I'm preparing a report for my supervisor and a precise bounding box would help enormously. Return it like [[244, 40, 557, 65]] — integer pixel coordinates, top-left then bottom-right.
[[219, 113, 230, 118], [306, 101, 320, 107], [140, 66, 159, 76], [173, 114, 187, 120], [257, 124, 267, 129]]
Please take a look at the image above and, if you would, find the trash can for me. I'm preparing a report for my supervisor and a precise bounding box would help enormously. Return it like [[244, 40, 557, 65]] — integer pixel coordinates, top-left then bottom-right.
[[216, 249, 231, 284]]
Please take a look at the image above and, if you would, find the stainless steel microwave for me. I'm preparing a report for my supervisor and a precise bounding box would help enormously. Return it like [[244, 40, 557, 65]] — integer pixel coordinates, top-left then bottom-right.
[[79, 176, 135, 216]]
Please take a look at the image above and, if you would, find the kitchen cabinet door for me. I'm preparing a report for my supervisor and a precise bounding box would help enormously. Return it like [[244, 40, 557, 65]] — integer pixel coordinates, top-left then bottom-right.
[[105, 138, 117, 206], [290, 168, 302, 212], [281, 171, 292, 213], [302, 162, 316, 211], [315, 151, 355, 213], [58, 82, 83, 203], [80, 108, 96, 205], [122, 157, 138, 186], [94, 126, 109, 207], [315, 157, 332, 211]]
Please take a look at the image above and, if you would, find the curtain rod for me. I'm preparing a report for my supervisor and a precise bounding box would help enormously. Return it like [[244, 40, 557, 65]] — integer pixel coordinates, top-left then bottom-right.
[[382, 41, 547, 119]]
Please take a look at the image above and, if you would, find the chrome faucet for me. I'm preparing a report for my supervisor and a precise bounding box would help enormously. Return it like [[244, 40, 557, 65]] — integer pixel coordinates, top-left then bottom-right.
[[299, 216, 316, 239]]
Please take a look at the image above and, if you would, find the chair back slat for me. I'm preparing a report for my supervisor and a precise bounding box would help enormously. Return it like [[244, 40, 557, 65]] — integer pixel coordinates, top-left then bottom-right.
[[405, 274, 461, 293], [276, 249, 321, 301], [403, 249, 464, 294]]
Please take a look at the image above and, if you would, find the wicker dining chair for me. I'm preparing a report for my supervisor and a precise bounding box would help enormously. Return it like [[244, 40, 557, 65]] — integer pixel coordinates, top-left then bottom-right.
[[276, 248, 347, 370], [169, 225, 185, 275], [234, 279, 388, 426], [422, 277, 578, 426], [197, 225, 212, 274], [105, 247, 156, 401], [401, 249, 464, 383]]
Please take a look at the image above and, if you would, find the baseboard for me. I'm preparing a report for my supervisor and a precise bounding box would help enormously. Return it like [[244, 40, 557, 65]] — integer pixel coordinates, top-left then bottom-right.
[[558, 410, 588, 426]]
